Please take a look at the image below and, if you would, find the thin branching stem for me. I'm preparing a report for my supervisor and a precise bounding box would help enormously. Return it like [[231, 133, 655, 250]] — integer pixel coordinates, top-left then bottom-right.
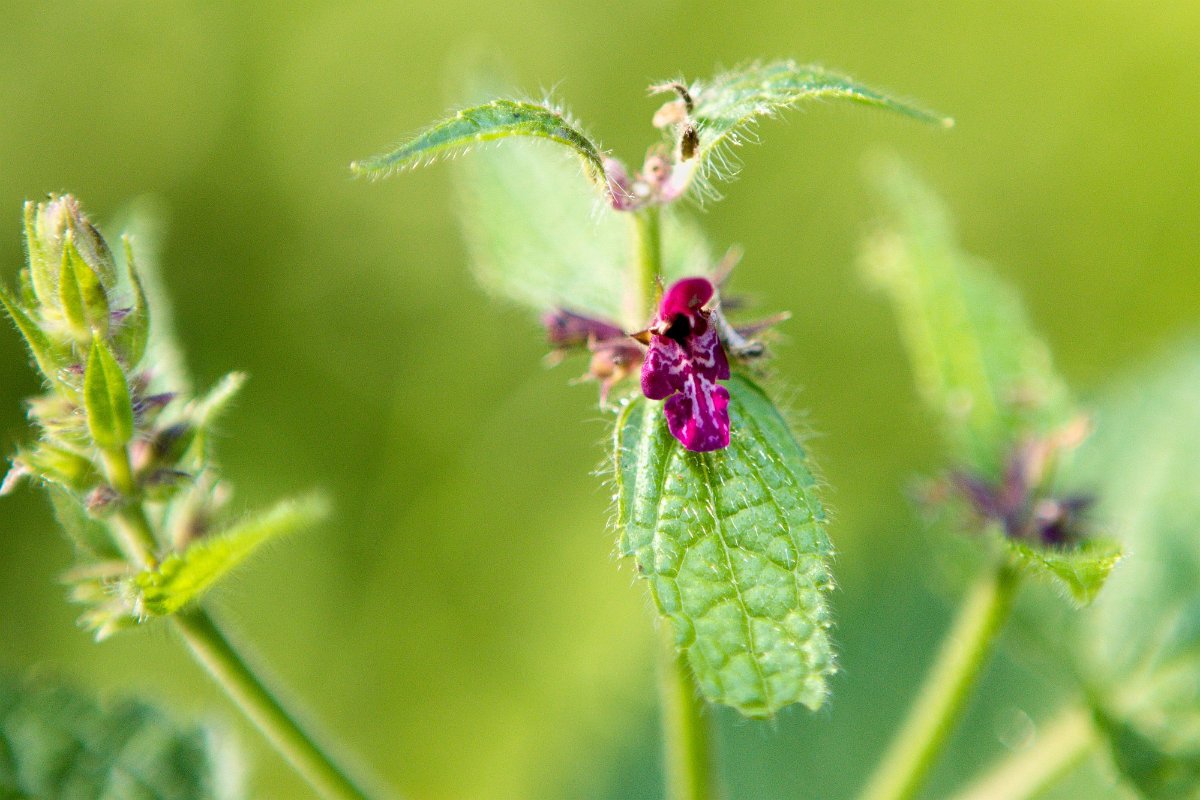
[[659, 627, 715, 800], [173, 607, 376, 800], [950, 706, 1097, 800], [858, 562, 1021, 800]]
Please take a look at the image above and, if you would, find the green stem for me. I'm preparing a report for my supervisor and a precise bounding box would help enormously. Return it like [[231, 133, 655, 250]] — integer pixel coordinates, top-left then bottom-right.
[[630, 205, 663, 328], [659, 629, 715, 800], [100, 446, 158, 567], [858, 563, 1021, 800], [950, 706, 1097, 800], [173, 607, 375, 800]]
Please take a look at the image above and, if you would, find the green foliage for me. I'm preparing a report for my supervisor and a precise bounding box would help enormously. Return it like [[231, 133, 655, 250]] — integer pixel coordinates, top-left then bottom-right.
[[455, 139, 717, 322], [84, 337, 135, 450], [353, 99, 607, 186], [615, 374, 834, 717], [673, 60, 950, 199], [59, 234, 110, 341], [0, 284, 67, 389], [113, 237, 151, 368], [1003, 536, 1122, 607], [1067, 343, 1200, 797], [863, 159, 1072, 478], [135, 495, 328, 616], [0, 671, 239, 800]]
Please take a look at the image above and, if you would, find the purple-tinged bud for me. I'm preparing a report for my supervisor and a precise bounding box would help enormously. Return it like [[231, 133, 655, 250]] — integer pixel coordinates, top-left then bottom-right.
[[25, 195, 117, 310], [86, 485, 121, 517], [542, 308, 625, 349], [640, 277, 731, 452]]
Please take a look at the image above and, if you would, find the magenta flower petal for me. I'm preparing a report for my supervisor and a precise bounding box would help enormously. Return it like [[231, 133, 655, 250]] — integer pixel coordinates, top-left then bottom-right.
[[640, 277, 731, 452]]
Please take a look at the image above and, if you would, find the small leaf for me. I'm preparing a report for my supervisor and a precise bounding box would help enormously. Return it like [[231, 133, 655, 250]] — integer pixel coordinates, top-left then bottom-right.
[[190, 371, 247, 429], [353, 99, 608, 187], [58, 233, 110, 340], [1004, 536, 1122, 607], [671, 60, 950, 199], [113, 235, 151, 367], [84, 338, 135, 449], [14, 443, 99, 494], [1094, 707, 1200, 800], [0, 284, 69, 389], [863, 159, 1073, 477], [134, 495, 328, 616], [0, 670, 240, 800], [615, 373, 834, 717], [22, 200, 57, 309]]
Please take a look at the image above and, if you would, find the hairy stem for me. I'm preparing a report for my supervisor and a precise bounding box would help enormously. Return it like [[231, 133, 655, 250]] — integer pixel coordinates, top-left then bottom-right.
[[659, 628, 715, 800], [858, 563, 1021, 800], [173, 607, 375, 800], [951, 706, 1097, 800], [630, 205, 663, 328]]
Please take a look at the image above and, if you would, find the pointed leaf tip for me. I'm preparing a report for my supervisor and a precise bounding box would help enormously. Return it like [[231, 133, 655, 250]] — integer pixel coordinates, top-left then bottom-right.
[[353, 99, 608, 188]]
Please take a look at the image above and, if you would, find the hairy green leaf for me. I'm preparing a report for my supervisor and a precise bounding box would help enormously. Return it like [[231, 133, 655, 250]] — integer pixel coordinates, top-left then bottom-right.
[[22, 200, 56, 309], [134, 495, 328, 616], [84, 338, 135, 450], [0, 285, 67, 388], [863, 159, 1073, 477], [353, 99, 607, 187], [1004, 536, 1122, 607], [113, 235, 151, 368], [671, 60, 950, 199], [0, 671, 239, 799], [58, 234, 110, 340], [615, 374, 834, 717]]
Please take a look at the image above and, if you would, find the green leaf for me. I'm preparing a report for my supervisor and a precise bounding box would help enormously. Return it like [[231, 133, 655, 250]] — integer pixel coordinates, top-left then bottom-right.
[[84, 338, 135, 449], [455, 137, 629, 320], [615, 373, 834, 717], [190, 372, 247, 429], [58, 233, 111, 340], [353, 99, 608, 187], [863, 159, 1073, 477], [456, 138, 720, 324], [1094, 707, 1200, 800], [1004, 536, 1122, 607], [134, 495, 328, 616], [113, 235, 151, 367], [1063, 342, 1200, 793], [22, 200, 56, 309], [673, 60, 950, 199], [0, 285, 67, 388], [0, 670, 240, 800]]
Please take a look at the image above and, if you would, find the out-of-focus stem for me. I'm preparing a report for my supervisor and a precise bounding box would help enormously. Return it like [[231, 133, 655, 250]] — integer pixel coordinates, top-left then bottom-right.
[[659, 628, 715, 800], [174, 608, 376, 800], [630, 205, 663, 328], [858, 562, 1021, 800], [950, 706, 1097, 800]]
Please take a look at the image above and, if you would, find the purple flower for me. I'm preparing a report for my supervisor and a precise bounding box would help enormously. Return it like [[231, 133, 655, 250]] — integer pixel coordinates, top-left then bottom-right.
[[641, 277, 731, 452]]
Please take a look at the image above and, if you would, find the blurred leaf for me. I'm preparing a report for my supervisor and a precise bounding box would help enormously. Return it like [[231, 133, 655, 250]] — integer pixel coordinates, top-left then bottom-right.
[[58, 234, 110, 340], [1004, 536, 1122, 607], [455, 138, 629, 320], [84, 338, 135, 450], [1094, 708, 1200, 800], [1062, 342, 1200, 794], [190, 372, 247, 430], [0, 670, 239, 800], [353, 99, 608, 186], [134, 495, 328, 616], [615, 373, 834, 717], [112, 198, 192, 395], [113, 236, 151, 368], [0, 284, 67, 389], [863, 159, 1073, 477], [675, 60, 950, 199]]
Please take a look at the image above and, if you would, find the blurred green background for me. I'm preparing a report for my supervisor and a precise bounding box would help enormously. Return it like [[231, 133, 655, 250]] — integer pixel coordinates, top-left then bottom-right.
[[1, 2, 1197, 798]]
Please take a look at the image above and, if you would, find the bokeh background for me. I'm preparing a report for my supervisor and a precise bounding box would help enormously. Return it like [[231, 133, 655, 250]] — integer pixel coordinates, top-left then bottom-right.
[[1, 2, 1197, 798]]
